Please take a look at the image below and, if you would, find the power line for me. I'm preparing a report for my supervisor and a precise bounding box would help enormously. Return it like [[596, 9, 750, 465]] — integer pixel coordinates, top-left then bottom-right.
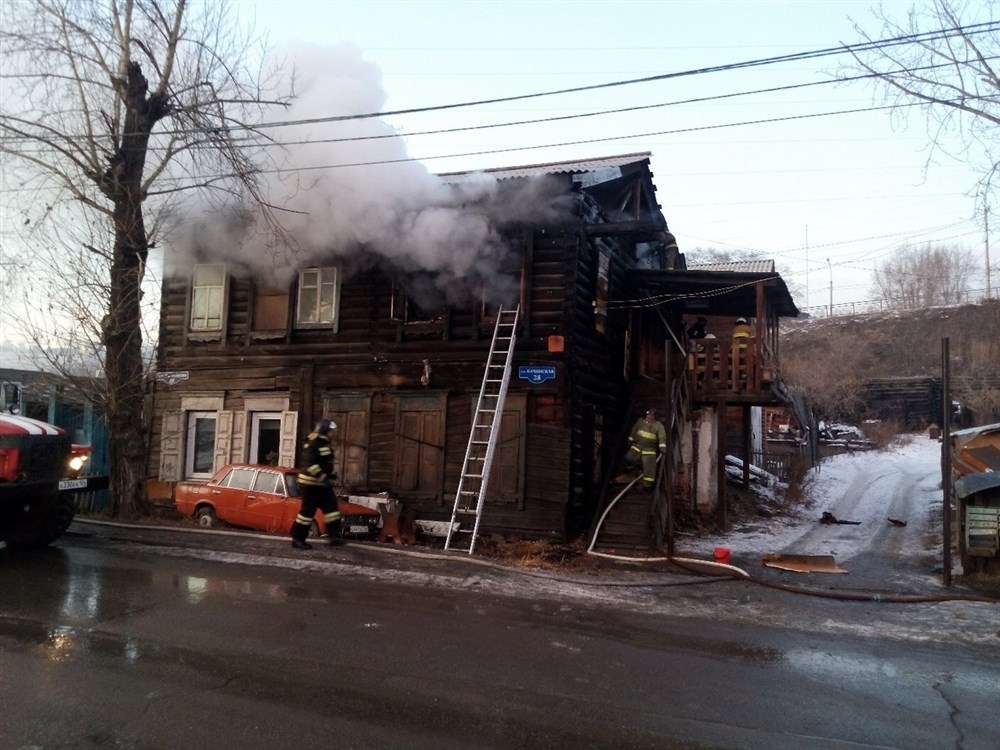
[[218, 21, 1000, 133], [1, 20, 997, 147]]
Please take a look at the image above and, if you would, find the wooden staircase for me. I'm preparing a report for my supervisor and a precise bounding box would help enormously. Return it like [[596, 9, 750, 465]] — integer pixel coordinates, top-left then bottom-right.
[[589, 353, 690, 555]]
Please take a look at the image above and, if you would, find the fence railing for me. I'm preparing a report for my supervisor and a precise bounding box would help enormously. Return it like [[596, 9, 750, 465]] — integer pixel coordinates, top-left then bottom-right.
[[800, 287, 997, 319]]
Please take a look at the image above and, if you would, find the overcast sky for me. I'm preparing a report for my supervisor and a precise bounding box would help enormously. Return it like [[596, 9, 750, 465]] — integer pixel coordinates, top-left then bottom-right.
[[239, 0, 996, 311]]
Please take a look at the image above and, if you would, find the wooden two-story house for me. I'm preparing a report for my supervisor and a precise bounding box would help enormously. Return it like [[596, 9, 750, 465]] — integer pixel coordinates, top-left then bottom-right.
[[148, 151, 798, 550]]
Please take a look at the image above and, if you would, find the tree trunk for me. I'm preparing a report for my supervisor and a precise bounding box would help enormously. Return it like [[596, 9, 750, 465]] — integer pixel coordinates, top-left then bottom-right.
[[102, 62, 168, 519]]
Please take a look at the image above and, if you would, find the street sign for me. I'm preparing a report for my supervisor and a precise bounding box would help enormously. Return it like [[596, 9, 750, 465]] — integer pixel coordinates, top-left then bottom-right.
[[518, 365, 556, 384]]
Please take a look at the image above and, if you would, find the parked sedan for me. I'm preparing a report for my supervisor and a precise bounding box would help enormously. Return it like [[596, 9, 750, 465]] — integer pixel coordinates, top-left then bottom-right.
[[174, 464, 380, 539]]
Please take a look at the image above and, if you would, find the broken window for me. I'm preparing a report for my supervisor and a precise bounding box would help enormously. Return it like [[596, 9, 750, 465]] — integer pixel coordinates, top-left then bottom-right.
[[391, 277, 442, 324]]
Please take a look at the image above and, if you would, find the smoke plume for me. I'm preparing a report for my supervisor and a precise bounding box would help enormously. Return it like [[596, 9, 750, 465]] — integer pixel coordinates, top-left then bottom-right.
[[174, 42, 571, 302]]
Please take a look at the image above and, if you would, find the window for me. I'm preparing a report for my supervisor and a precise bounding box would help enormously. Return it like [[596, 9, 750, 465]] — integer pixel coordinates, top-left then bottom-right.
[[472, 394, 526, 508], [249, 413, 282, 466], [296, 267, 339, 328], [251, 282, 290, 337], [190, 264, 226, 332], [185, 412, 217, 479], [323, 394, 371, 489], [391, 277, 442, 324], [393, 393, 445, 499], [222, 467, 256, 490], [252, 470, 283, 495]]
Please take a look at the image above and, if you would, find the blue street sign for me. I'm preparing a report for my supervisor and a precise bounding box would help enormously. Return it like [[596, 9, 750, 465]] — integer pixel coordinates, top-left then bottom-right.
[[518, 365, 556, 384]]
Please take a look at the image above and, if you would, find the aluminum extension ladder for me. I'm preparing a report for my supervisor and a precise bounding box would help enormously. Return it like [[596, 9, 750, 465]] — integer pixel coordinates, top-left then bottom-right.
[[445, 304, 519, 554]]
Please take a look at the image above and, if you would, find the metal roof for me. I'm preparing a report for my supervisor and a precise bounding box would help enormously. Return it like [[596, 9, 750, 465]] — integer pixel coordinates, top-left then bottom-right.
[[954, 470, 1000, 499], [686, 260, 777, 274], [627, 266, 799, 318], [438, 152, 653, 182], [952, 422, 1000, 438]]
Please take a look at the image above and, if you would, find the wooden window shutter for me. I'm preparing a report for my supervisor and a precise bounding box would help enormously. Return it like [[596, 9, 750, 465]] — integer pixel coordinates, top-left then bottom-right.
[[278, 411, 299, 468], [159, 410, 183, 482], [213, 410, 233, 473]]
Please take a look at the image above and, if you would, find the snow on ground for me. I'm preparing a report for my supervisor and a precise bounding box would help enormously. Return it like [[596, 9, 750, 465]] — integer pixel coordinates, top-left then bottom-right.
[[680, 434, 945, 562]]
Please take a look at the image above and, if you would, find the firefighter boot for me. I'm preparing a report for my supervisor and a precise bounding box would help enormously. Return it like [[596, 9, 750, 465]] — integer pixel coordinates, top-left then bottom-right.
[[290, 522, 313, 550], [327, 519, 345, 545]]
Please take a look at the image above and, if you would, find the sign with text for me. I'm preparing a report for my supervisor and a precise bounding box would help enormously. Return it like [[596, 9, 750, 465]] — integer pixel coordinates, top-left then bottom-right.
[[518, 365, 556, 384]]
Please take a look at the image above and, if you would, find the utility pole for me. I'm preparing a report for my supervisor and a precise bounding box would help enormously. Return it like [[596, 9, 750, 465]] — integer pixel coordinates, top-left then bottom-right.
[[805, 225, 809, 308], [941, 337, 952, 587], [986, 206, 992, 299], [827, 258, 833, 317]]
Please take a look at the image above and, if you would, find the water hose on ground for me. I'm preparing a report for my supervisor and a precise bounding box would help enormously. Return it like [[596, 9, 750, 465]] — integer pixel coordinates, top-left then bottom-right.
[[587, 484, 996, 604], [587, 549, 997, 604]]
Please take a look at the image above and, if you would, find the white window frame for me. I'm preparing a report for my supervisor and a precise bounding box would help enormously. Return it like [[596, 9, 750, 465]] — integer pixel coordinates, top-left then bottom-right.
[[190, 263, 227, 332], [249, 412, 283, 466], [296, 267, 340, 330], [185, 411, 218, 479]]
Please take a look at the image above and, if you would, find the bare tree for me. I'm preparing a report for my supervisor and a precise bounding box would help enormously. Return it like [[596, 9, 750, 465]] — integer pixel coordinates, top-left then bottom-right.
[[872, 242, 978, 308], [782, 333, 877, 423], [0, 0, 286, 518], [847, 0, 1000, 203]]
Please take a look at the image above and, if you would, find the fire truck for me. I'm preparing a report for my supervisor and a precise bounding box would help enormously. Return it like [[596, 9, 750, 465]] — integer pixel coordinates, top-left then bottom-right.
[[0, 413, 109, 548]]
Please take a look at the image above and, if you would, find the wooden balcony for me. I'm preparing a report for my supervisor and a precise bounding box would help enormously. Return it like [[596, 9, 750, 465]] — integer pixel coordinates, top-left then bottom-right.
[[687, 337, 780, 404]]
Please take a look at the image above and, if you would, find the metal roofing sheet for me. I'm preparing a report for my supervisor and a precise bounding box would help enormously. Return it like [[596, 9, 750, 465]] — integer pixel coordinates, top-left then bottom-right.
[[954, 470, 1000, 499], [686, 260, 777, 274], [438, 152, 652, 182], [951, 422, 1000, 438]]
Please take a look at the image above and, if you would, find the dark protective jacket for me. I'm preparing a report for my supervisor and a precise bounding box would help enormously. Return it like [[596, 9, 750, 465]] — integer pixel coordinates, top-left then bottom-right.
[[629, 417, 667, 454], [298, 431, 334, 486]]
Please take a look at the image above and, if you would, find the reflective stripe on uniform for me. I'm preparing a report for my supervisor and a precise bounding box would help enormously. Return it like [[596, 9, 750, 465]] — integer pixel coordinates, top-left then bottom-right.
[[322, 511, 341, 524], [293, 514, 312, 526]]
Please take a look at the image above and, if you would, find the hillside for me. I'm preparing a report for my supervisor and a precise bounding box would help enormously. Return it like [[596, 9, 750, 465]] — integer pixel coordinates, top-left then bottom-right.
[[779, 299, 1000, 424]]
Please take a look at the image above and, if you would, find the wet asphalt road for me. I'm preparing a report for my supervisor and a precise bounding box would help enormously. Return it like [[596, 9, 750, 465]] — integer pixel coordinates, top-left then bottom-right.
[[1, 520, 999, 749]]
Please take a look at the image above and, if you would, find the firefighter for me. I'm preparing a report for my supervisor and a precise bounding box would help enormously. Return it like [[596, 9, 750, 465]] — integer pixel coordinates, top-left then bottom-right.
[[733, 317, 754, 345], [625, 408, 667, 491], [291, 419, 342, 550], [733, 317, 754, 388]]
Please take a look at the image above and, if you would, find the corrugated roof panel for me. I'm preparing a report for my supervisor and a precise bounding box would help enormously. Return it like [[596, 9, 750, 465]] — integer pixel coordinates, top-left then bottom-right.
[[686, 260, 776, 274], [439, 152, 652, 182]]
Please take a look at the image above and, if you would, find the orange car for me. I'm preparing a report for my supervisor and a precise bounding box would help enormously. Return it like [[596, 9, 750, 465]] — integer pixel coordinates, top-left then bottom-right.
[[174, 464, 380, 539]]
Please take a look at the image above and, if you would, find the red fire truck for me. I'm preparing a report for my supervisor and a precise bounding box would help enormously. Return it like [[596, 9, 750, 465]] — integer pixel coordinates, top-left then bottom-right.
[[0, 413, 108, 548]]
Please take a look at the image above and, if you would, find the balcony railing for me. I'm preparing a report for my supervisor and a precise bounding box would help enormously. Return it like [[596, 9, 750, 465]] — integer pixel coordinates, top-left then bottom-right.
[[686, 337, 776, 399]]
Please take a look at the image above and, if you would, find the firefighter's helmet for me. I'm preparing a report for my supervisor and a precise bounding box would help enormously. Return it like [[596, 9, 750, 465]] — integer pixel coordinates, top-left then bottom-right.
[[315, 419, 337, 434]]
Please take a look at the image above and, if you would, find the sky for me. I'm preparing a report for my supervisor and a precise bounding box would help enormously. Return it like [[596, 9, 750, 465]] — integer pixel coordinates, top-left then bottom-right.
[[237, 0, 997, 312]]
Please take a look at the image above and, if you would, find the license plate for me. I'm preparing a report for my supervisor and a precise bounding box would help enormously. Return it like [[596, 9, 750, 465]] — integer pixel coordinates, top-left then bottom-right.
[[59, 478, 87, 490], [348, 525, 368, 534]]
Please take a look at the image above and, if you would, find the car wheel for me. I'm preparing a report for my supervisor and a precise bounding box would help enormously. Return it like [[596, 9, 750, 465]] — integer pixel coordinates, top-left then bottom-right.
[[309, 520, 321, 538], [196, 506, 217, 529]]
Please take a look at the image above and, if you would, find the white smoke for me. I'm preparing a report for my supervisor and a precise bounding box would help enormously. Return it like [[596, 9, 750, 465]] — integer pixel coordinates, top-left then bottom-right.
[[174, 42, 571, 301]]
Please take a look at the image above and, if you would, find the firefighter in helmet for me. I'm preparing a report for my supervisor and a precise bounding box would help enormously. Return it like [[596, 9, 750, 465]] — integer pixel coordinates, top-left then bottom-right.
[[625, 408, 667, 491], [291, 418, 342, 550]]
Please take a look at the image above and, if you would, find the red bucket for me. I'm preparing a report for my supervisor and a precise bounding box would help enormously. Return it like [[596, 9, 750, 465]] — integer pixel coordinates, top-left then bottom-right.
[[713, 547, 731, 566]]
